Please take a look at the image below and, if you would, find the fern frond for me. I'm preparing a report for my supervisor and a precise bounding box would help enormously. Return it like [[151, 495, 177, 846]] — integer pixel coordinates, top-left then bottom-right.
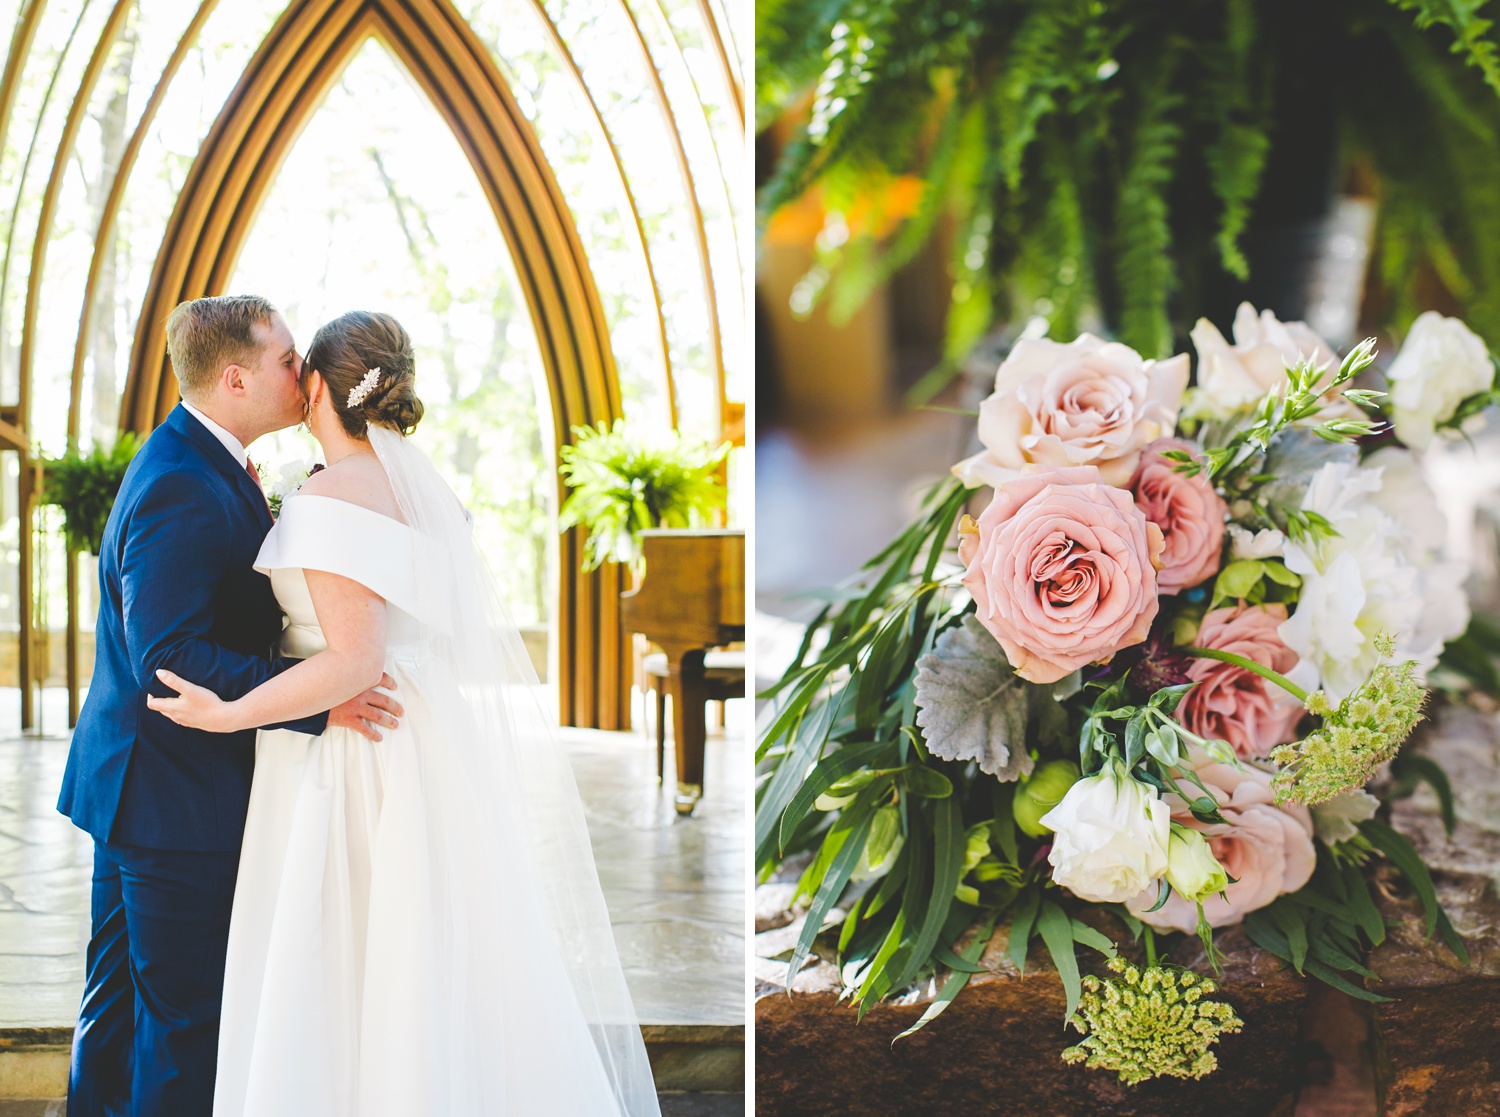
[[1113, 52, 1183, 359]]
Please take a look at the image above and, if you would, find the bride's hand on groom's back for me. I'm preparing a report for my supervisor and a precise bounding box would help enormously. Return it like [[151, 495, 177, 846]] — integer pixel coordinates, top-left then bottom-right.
[[327, 673, 404, 742]]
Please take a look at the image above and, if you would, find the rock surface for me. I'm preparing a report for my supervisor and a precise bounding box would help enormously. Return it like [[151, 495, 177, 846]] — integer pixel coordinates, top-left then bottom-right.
[[756, 909, 1306, 1117], [1368, 704, 1500, 1116]]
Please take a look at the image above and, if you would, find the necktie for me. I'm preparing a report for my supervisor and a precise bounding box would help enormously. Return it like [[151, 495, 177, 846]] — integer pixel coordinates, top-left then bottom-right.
[[246, 457, 270, 509]]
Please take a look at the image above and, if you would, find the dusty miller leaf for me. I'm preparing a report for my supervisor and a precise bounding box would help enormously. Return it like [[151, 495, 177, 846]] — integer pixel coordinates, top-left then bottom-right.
[[913, 616, 1040, 781]]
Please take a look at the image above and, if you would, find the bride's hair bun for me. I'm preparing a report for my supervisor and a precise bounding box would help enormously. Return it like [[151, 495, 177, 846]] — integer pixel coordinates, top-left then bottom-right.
[[303, 310, 424, 437]]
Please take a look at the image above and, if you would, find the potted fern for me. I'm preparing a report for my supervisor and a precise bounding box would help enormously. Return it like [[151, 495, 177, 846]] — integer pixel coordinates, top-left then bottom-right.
[[558, 420, 729, 575], [41, 434, 140, 555]]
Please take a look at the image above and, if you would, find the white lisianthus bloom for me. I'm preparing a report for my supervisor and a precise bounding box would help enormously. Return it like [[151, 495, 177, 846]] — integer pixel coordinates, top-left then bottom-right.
[[1164, 824, 1229, 904], [1040, 761, 1170, 904], [1278, 459, 1445, 701], [1364, 448, 1471, 668], [1187, 303, 1345, 420], [1309, 788, 1380, 845], [1227, 525, 1286, 561], [1386, 312, 1493, 450]]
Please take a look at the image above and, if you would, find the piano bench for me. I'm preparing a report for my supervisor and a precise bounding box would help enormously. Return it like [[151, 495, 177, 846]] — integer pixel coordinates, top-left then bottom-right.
[[642, 650, 746, 783]]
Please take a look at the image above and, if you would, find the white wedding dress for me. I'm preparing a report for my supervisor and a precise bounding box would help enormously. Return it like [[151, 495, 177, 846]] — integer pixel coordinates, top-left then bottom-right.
[[213, 432, 660, 1117]]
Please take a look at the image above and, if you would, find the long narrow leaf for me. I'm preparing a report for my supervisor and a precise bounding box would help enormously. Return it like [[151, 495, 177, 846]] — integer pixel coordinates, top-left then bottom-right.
[[1038, 899, 1083, 1023], [893, 914, 998, 1041], [1007, 888, 1041, 973], [1362, 819, 1440, 937], [788, 805, 877, 986], [890, 795, 965, 991], [777, 738, 893, 854]]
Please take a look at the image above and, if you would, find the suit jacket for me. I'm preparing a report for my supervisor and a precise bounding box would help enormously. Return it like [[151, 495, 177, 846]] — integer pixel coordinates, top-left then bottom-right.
[[58, 404, 329, 851]]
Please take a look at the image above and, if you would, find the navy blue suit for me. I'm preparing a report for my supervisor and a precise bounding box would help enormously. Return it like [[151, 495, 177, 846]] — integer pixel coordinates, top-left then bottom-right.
[[59, 404, 328, 1116]]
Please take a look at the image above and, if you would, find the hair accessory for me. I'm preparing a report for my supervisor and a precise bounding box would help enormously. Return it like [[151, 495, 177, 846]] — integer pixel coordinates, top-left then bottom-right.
[[346, 366, 381, 409]]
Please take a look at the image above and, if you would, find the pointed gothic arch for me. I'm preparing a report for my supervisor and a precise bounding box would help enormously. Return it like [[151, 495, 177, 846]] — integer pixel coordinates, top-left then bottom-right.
[[117, 0, 631, 728]]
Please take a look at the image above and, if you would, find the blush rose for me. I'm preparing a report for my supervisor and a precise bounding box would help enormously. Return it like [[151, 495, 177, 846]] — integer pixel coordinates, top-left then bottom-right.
[[1129, 438, 1227, 594], [1180, 603, 1304, 760], [952, 334, 1189, 489], [959, 465, 1165, 684], [1126, 750, 1315, 933]]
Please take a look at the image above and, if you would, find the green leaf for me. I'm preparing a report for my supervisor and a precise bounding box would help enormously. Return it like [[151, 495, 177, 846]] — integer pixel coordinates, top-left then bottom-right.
[[1038, 900, 1083, 1023], [1361, 819, 1441, 938], [1340, 860, 1387, 948], [776, 738, 892, 854], [890, 796, 966, 990], [1007, 888, 1041, 974], [1389, 753, 1457, 836], [893, 913, 998, 1041], [755, 690, 844, 865], [788, 804, 877, 985], [1070, 919, 1118, 958], [912, 616, 1039, 781], [1270, 902, 1309, 973], [903, 765, 954, 798]]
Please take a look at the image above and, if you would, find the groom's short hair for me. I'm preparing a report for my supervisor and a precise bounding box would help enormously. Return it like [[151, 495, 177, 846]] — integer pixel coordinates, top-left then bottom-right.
[[166, 295, 279, 398]]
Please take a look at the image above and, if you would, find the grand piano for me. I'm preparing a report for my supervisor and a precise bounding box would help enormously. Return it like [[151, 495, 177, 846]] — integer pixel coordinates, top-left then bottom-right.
[[620, 528, 746, 814]]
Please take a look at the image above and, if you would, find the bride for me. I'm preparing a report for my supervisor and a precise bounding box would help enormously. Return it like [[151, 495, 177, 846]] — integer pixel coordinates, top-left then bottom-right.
[[147, 311, 660, 1116]]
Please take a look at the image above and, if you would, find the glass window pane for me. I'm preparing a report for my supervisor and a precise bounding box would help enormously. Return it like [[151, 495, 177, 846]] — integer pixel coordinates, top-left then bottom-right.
[[228, 39, 558, 636]]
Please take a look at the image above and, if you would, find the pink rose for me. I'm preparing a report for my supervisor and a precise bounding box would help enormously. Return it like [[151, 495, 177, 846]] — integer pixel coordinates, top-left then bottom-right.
[[1126, 750, 1315, 932], [1129, 439, 1227, 594], [959, 466, 1165, 684], [1180, 604, 1304, 760], [953, 334, 1189, 489]]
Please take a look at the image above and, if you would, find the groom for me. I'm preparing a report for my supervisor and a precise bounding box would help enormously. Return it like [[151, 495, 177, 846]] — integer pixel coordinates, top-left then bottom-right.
[[58, 295, 403, 1116]]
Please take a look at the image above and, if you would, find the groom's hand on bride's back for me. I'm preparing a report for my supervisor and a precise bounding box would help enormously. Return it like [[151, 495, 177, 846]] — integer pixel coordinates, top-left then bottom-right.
[[327, 672, 404, 742]]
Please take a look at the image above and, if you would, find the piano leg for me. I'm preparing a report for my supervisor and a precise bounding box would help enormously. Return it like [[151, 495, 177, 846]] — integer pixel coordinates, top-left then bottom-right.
[[664, 644, 708, 815]]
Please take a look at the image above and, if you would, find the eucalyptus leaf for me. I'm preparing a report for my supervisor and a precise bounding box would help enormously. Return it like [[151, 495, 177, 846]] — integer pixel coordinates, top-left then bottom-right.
[[913, 616, 1038, 781]]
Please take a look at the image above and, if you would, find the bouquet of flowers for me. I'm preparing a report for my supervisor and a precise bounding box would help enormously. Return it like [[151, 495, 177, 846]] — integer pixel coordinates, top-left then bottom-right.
[[265, 458, 323, 519], [756, 305, 1495, 1085]]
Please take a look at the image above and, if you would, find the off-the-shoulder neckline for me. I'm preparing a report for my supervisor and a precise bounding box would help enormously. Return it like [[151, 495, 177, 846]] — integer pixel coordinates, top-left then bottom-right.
[[281, 492, 410, 529]]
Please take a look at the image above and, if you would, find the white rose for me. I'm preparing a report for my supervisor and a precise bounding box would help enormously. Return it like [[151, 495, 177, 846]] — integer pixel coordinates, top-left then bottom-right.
[[1386, 312, 1493, 450], [1188, 302, 1345, 420], [1040, 761, 1170, 904], [1310, 788, 1380, 845]]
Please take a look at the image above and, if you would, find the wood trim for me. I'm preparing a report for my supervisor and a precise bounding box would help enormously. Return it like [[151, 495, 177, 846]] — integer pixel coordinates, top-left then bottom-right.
[[0, 1, 50, 154], [68, 0, 224, 441], [116, 0, 632, 728], [616, 0, 726, 433], [19, 0, 134, 434], [514, 0, 678, 429], [689, 0, 743, 129]]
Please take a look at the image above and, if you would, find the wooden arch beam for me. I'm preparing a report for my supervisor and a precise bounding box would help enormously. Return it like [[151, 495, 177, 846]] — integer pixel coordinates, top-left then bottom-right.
[[120, 0, 630, 728]]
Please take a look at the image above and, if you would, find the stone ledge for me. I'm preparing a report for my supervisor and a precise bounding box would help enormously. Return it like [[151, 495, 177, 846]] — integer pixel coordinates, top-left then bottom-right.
[[0, 1023, 744, 1098], [1367, 705, 1500, 1116], [756, 912, 1305, 1117]]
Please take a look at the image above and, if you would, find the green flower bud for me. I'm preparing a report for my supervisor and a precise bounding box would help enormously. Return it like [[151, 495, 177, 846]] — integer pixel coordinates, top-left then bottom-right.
[[1164, 824, 1228, 903], [1014, 759, 1082, 837]]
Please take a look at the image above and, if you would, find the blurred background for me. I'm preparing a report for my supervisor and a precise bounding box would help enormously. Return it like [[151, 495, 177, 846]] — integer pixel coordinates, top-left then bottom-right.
[[754, 0, 1500, 690]]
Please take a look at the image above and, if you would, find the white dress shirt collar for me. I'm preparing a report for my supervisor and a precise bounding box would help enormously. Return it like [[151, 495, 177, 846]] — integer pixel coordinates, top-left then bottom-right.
[[181, 400, 249, 467]]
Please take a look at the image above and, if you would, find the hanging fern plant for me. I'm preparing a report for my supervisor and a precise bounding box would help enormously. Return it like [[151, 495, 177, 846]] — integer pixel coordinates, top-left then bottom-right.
[[757, 0, 1500, 390], [40, 435, 140, 556]]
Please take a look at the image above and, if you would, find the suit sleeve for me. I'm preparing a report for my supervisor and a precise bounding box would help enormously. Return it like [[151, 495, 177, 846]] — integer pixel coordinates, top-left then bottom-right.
[[122, 469, 329, 737]]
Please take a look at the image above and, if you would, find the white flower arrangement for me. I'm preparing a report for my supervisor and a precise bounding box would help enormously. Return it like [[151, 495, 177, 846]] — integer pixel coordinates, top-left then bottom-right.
[[266, 458, 321, 519]]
